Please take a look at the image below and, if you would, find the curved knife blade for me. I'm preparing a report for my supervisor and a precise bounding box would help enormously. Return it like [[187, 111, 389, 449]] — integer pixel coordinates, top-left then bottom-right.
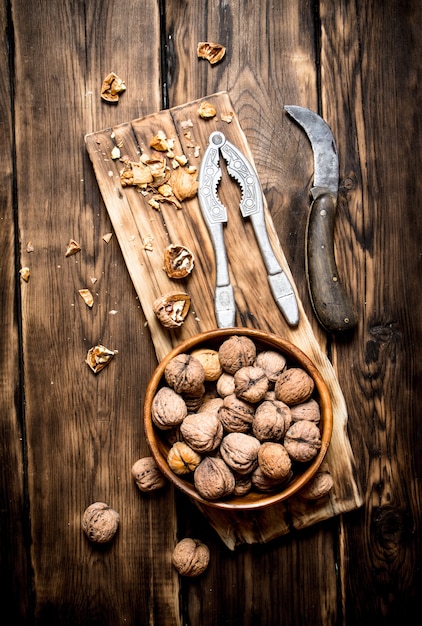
[[284, 105, 358, 333]]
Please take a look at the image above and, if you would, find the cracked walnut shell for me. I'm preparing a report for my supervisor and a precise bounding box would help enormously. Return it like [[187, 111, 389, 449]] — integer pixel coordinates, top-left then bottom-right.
[[82, 502, 119, 543], [172, 538, 210, 577], [153, 291, 191, 328], [197, 41, 226, 65], [163, 244, 195, 279]]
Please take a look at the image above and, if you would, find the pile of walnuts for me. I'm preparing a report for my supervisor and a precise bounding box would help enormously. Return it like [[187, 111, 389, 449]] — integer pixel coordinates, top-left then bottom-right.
[[150, 335, 328, 501]]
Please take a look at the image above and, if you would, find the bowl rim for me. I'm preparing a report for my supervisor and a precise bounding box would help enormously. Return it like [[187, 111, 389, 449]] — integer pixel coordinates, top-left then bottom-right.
[[143, 327, 333, 510]]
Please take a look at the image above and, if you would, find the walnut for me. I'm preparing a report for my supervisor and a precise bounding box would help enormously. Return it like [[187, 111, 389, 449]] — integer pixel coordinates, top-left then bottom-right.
[[153, 291, 191, 328], [219, 433, 261, 475], [216, 372, 235, 397], [151, 386, 187, 430], [165, 353, 205, 395], [252, 400, 292, 441], [194, 456, 235, 500], [233, 475, 252, 497], [172, 538, 210, 577], [257, 442, 292, 481], [197, 41, 226, 65], [150, 129, 171, 152], [218, 393, 254, 433], [290, 398, 321, 424], [163, 244, 195, 279], [284, 420, 322, 462], [131, 457, 166, 491], [190, 348, 223, 381], [167, 441, 201, 475], [180, 411, 223, 453], [234, 366, 269, 403], [183, 388, 205, 413], [274, 367, 315, 406], [101, 72, 126, 102], [255, 350, 287, 383], [299, 463, 334, 500], [251, 466, 290, 493], [82, 502, 120, 543], [199, 396, 224, 415], [218, 335, 256, 375]]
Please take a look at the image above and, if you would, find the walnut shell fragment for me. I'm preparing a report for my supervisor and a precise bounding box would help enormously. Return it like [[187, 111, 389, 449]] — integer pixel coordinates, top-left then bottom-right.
[[163, 244, 195, 279], [101, 72, 126, 102], [197, 41, 226, 65], [153, 291, 191, 328], [78, 288, 94, 308], [86, 344, 118, 373], [19, 267, 30, 282], [172, 537, 210, 577], [131, 457, 167, 492], [82, 502, 119, 543], [65, 239, 81, 257], [170, 166, 199, 201]]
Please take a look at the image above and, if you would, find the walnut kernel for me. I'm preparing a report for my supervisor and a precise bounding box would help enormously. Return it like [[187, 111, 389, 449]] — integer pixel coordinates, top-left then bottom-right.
[[197, 41, 226, 65]]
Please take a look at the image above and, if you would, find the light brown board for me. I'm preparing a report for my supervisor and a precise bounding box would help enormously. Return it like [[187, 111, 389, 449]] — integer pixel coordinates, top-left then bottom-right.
[[85, 91, 363, 549]]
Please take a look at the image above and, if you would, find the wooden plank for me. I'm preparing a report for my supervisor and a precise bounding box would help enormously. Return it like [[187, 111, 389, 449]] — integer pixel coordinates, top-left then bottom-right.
[[0, 3, 30, 624], [12, 1, 181, 624], [86, 91, 363, 550], [319, 0, 422, 622]]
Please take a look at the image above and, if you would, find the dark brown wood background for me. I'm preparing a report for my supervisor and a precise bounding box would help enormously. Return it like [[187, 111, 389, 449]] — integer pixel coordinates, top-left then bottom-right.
[[1, 1, 420, 625]]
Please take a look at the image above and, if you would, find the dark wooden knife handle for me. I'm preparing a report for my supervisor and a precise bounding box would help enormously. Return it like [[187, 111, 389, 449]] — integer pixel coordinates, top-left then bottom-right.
[[306, 192, 358, 333]]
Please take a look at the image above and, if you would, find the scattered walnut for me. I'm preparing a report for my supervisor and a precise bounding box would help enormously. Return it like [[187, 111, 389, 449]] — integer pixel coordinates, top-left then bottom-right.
[[153, 291, 191, 328], [252, 400, 292, 441], [86, 344, 117, 373], [167, 441, 201, 475], [151, 386, 187, 430], [172, 537, 210, 577], [275, 367, 315, 406], [78, 288, 94, 308], [299, 463, 334, 500], [180, 411, 223, 453], [290, 398, 321, 423], [219, 432, 261, 475], [163, 244, 195, 279], [65, 239, 81, 257], [101, 72, 126, 102], [198, 101, 217, 119], [190, 348, 222, 381], [284, 420, 322, 462], [194, 456, 235, 500], [82, 502, 120, 543], [258, 442, 291, 481], [218, 393, 255, 433], [131, 457, 166, 491], [197, 41, 226, 65], [255, 350, 287, 383], [150, 129, 171, 152], [218, 335, 256, 374], [234, 366, 269, 403], [165, 353, 205, 395]]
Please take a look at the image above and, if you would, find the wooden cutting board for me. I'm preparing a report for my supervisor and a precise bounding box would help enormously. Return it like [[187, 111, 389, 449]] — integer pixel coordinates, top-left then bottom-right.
[[85, 92, 363, 550]]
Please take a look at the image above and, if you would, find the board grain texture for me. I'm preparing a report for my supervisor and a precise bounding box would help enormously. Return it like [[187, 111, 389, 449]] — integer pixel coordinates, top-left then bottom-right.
[[1, 0, 421, 624], [86, 91, 363, 549]]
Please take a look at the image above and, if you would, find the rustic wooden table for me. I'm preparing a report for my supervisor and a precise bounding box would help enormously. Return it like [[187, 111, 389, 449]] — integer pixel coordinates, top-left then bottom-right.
[[1, 1, 420, 625]]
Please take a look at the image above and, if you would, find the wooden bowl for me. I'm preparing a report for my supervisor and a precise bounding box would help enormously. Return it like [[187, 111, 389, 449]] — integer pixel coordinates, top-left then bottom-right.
[[143, 328, 333, 510]]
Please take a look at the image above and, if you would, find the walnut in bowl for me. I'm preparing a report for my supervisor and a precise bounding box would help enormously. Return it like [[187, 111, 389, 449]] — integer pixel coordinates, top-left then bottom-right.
[[143, 328, 333, 511]]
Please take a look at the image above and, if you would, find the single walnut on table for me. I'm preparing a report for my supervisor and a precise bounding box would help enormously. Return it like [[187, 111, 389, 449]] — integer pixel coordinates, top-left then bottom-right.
[[172, 537, 210, 577], [82, 502, 120, 543]]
